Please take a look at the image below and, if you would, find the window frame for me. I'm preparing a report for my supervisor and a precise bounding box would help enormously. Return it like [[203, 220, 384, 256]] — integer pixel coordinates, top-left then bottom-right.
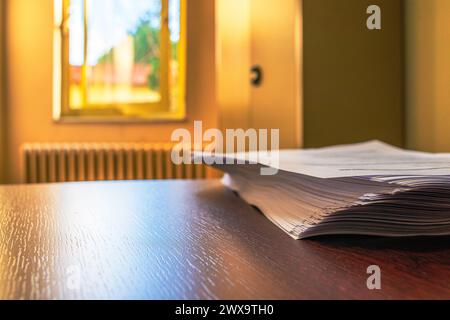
[[53, 0, 187, 123]]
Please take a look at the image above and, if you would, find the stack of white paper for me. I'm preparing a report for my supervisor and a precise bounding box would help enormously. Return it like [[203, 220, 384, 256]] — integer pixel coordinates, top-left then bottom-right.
[[203, 141, 450, 239]]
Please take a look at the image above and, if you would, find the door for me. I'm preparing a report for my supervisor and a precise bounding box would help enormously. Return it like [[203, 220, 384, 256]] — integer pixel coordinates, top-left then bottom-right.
[[217, 0, 302, 149], [0, 0, 5, 183]]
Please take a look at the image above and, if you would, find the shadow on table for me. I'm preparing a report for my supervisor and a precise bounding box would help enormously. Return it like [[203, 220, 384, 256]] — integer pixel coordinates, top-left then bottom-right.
[[305, 234, 450, 253]]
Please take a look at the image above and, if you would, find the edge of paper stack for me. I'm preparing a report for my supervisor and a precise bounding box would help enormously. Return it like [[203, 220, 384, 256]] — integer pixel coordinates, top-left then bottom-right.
[[200, 141, 450, 239]]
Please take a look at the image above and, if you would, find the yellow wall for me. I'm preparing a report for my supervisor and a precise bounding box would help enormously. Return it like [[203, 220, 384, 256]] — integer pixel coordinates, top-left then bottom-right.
[[5, 0, 217, 183], [406, 0, 450, 152], [216, 0, 251, 131], [303, 0, 405, 148]]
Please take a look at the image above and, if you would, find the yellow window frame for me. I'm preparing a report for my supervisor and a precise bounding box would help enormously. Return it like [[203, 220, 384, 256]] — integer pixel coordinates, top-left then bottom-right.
[[53, 0, 186, 122]]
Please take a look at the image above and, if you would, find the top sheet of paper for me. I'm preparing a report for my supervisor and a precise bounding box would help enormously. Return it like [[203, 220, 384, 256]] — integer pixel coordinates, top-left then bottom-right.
[[204, 140, 450, 178]]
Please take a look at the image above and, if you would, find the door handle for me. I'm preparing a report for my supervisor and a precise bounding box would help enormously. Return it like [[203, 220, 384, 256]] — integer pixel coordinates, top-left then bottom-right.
[[250, 65, 263, 87]]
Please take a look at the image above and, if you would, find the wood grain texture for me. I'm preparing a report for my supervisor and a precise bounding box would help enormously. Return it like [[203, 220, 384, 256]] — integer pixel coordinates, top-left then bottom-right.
[[0, 180, 448, 300]]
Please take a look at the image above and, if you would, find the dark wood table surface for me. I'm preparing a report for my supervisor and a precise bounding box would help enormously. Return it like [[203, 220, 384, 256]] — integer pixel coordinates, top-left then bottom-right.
[[0, 180, 448, 300]]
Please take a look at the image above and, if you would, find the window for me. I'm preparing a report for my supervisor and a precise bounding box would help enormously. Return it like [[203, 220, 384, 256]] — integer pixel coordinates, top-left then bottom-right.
[[53, 0, 186, 121]]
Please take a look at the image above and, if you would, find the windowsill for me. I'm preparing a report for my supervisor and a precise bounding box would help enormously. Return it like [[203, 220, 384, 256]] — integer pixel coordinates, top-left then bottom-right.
[[53, 112, 187, 124]]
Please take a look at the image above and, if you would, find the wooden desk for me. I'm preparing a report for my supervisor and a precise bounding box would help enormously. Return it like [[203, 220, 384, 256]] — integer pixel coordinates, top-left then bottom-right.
[[0, 181, 448, 300]]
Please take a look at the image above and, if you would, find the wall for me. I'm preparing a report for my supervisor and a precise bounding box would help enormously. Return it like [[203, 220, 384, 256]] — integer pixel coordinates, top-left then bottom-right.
[[216, 0, 251, 130], [405, 0, 450, 152], [6, 0, 217, 183], [303, 0, 404, 148]]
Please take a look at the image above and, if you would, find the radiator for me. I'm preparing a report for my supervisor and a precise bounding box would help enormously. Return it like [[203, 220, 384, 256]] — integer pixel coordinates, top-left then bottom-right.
[[21, 143, 217, 184]]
